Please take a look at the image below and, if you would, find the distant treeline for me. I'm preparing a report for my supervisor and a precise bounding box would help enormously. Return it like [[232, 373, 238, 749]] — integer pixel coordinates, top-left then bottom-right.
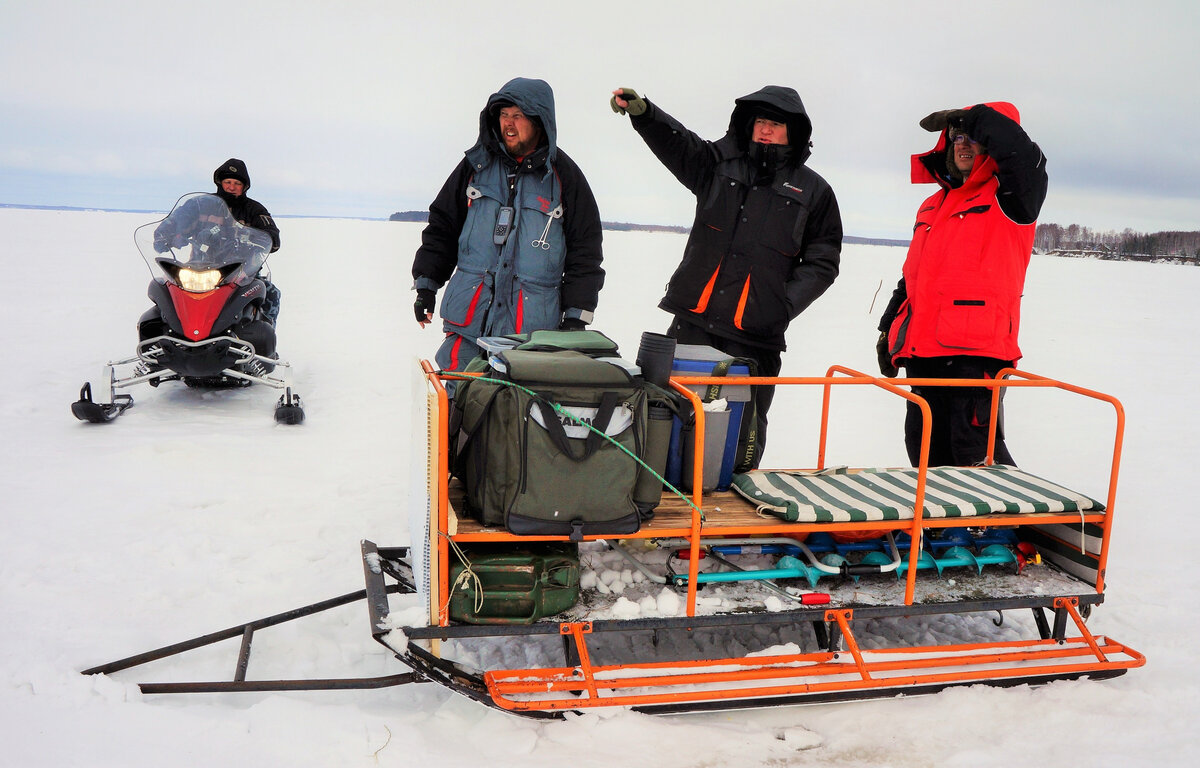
[[389, 211, 905, 245], [1035, 222, 1200, 262], [390, 210, 1197, 263]]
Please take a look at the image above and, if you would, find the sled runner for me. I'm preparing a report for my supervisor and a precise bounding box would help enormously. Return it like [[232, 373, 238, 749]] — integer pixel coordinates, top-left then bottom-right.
[[83, 358, 1143, 717]]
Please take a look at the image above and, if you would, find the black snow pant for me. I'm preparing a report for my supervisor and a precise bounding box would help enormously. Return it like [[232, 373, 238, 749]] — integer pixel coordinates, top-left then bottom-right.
[[902, 356, 1015, 468], [667, 317, 781, 468]]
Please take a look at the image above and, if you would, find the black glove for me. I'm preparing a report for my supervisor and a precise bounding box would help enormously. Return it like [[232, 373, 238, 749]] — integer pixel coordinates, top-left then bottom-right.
[[610, 88, 647, 117], [414, 289, 436, 324], [919, 107, 969, 133], [876, 332, 898, 377], [558, 317, 586, 331]]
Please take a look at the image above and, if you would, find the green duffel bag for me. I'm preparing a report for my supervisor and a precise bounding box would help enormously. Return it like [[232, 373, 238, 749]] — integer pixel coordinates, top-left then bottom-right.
[[455, 348, 645, 540]]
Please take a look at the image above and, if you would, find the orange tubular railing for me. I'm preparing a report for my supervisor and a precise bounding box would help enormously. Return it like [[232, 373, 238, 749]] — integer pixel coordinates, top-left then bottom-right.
[[420, 362, 1125, 608], [666, 380, 707, 617]]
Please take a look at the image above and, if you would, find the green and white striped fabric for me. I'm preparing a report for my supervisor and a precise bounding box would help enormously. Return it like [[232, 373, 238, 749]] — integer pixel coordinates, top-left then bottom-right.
[[730, 466, 1105, 523]]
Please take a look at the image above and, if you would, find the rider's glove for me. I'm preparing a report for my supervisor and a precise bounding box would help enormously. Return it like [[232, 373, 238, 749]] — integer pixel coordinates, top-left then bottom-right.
[[558, 317, 587, 331]]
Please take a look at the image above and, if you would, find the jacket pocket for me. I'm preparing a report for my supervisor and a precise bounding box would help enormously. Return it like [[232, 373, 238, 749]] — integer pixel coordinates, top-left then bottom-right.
[[734, 260, 791, 334], [440, 268, 494, 336], [758, 197, 806, 257], [513, 277, 561, 334], [933, 289, 1002, 350]]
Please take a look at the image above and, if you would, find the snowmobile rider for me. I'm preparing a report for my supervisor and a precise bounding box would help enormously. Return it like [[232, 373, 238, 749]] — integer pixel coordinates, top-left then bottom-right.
[[211, 158, 283, 323], [876, 103, 1047, 467], [610, 86, 842, 465], [412, 77, 605, 373]]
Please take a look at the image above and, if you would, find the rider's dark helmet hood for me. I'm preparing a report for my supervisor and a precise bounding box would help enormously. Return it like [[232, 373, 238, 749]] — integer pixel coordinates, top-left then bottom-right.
[[213, 158, 251, 191]]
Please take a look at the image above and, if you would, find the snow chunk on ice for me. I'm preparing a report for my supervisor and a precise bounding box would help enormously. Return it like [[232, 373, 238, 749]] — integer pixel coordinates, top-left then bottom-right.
[[778, 726, 823, 750], [655, 587, 682, 616], [610, 596, 642, 619]]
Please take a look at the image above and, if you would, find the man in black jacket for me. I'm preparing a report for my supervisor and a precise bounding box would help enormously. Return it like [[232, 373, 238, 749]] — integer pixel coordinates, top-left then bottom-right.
[[413, 78, 605, 373], [212, 158, 282, 322], [611, 86, 842, 461]]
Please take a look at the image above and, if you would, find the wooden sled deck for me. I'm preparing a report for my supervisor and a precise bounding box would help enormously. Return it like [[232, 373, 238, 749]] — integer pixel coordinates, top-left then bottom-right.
[[379, 361, 1144, 715], [449, 478, 1108, 541]]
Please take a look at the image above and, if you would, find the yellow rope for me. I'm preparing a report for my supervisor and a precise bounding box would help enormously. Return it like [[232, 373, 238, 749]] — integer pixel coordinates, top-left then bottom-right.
[[441, 533, 483, 615]]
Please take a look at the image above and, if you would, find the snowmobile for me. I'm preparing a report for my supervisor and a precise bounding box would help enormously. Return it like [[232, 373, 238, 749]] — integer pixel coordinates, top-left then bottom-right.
[[71, 193, 304, 424]]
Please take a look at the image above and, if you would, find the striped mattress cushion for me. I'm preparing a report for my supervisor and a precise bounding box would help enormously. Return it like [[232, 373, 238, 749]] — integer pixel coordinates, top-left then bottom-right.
[[730, 465, 1105, 523]]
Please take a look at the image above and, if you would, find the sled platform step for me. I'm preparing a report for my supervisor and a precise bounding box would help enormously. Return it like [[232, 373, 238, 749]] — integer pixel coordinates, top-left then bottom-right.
[[480, 603, 1143, 713]]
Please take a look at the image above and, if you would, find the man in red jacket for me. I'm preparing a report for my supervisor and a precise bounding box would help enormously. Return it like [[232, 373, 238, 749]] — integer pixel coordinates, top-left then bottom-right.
[[877, 102, 1047, 467]]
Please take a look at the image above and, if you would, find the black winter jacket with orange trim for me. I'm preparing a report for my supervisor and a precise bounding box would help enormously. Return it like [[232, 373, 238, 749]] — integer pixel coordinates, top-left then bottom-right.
[[629, 89, 842, 351]]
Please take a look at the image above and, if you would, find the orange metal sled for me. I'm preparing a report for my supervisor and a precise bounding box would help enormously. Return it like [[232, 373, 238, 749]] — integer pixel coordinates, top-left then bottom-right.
[[387, 360, 1143, 716]]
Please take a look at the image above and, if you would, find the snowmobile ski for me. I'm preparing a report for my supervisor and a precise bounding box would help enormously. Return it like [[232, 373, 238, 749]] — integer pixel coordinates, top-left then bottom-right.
[[71, 382, 134, 423]]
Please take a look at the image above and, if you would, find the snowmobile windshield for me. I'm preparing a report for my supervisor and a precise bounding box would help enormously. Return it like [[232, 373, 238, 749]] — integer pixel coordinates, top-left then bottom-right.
[[134, 193, 273, 288]]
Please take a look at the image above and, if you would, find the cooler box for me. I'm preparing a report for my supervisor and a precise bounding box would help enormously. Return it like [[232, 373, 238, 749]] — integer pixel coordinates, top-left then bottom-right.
[[665, 344, 751, 492]]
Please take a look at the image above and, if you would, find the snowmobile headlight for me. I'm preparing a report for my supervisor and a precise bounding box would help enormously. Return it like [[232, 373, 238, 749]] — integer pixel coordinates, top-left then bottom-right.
[[177, 268, 223, 293]]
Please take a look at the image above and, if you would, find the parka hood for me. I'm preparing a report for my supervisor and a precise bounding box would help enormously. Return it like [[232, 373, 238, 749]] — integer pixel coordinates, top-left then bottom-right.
[[213, 158, 251, 191], [473, 77, 558, 168], [726, 85, 813, 164], [912, 101, 1020, 187]]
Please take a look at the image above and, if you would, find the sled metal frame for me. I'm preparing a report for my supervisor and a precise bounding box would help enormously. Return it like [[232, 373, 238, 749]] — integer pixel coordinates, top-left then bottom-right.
[[364, 541, 1140, 716], [394, 360, 1143, 715], [81, 546, 420, 694]]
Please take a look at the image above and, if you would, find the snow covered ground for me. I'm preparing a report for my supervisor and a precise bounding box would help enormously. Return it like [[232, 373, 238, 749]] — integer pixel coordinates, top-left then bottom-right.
[[2, 207, 1197, 766]]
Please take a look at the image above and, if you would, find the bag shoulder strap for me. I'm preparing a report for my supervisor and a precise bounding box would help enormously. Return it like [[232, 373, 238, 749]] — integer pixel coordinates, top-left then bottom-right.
[[531, 391, 620, 462], [702, 356, 758, 401]]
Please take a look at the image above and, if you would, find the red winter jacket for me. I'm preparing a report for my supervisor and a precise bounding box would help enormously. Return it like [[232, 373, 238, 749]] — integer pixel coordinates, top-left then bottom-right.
[[884, 102, 1046, 365]]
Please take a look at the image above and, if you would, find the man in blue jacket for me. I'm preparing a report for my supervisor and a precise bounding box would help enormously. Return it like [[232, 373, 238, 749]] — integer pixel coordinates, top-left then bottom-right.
[[413, 78, 605, 373]]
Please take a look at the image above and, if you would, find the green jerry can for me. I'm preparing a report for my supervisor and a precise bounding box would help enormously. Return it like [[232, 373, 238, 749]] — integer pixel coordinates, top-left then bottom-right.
[[448, 543, 581, 624]]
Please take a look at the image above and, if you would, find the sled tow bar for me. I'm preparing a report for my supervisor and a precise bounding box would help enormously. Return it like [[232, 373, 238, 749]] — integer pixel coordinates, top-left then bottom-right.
[[82, 582, 421, 694]]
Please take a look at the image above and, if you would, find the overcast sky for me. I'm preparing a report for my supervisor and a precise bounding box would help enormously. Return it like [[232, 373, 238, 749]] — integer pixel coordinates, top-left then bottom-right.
[[2, 0, 1196, 238]]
